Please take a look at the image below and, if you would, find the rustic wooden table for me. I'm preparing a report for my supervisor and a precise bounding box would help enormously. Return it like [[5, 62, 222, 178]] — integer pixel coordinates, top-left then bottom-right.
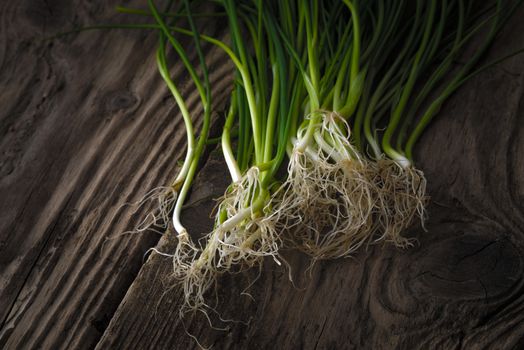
[[1, 1, 523, 349]]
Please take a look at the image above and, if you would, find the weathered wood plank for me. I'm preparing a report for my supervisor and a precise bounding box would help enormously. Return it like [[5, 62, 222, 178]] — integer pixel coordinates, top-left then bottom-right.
[[97, 6, 524, 350], [0, 1, 231, 349]]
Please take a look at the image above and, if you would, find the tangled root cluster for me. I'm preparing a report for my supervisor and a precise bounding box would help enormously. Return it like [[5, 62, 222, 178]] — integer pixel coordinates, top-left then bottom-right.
[[270, 111, 428, 260], [210, 167, 281, 267], [166, 111, 428, 311], [370, 159, 428, 248], [172, 167, 281, 312], [270, 148, 377, 259], [269, 112, 376, 259]]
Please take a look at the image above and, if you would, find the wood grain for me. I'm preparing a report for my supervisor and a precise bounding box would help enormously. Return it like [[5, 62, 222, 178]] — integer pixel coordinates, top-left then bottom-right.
[[97, 5, 524, 350], [0, 1, 231, 349]]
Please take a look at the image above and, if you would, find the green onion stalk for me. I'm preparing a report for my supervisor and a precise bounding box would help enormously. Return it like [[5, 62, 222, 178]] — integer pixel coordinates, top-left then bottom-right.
[[266, 0, 378, 260], [102, 1, 292, 312], [162, 0, 299, 312], [267, 0, 518, 259], [108, 1, 214, 250], [138, 0, 219, 305]]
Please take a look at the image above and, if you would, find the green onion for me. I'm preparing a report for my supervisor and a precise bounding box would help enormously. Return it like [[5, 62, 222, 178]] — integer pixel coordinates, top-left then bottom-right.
[[63, 0, 524, 316]]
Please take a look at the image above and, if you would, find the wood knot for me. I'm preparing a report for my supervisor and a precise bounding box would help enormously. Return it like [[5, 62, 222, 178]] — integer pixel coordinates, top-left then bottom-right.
[[411, 229, 522, 300], [104, 90, 138, 113]]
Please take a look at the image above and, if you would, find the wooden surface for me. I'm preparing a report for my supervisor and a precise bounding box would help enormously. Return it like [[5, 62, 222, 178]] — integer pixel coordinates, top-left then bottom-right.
[[0, 1, 230, 349], [2, 1, 524, 349]]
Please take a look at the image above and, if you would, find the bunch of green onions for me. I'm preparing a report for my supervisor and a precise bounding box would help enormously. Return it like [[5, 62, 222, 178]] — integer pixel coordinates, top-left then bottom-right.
[[82, 0, 521, 313]]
